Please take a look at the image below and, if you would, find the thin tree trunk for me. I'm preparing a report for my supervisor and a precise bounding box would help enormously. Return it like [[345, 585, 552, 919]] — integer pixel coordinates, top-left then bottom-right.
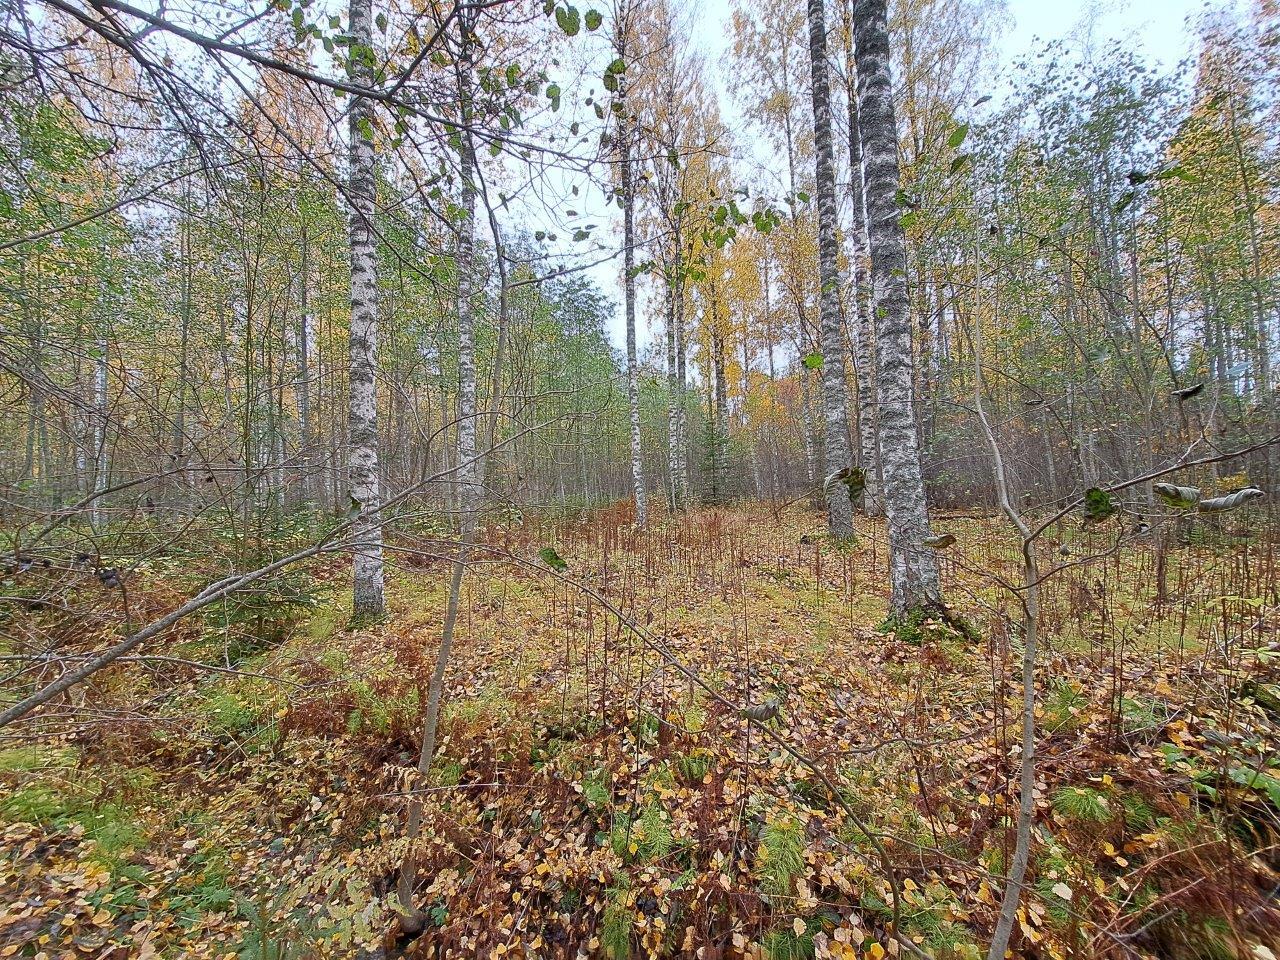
[[397, 12, 482, 924], [806, 0, 854, 538], [853, 0, 942, 613], [174, 184, 192, 499], [91, 329, 108, 530], [713, 327, 729, 503], [665, 261, 683, 512], [346, 0, 385, 618], [298, 211, 314, 507], [973, 246, 1040, 960], [676, 266, 689, 502], [617, 13, 647, 526]]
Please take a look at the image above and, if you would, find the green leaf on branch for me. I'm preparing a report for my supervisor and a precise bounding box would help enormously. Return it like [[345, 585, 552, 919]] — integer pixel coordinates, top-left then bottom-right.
[[555, 5, 581, 35], [948, 122, 969, 149], [801, 352, 824, 370], [585, 9, 603, 29], [1083, 487, 1116, 524]]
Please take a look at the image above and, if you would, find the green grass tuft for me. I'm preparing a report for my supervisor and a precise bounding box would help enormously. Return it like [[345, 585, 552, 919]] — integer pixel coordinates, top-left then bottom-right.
[[759, 816, 806, 898], [1053, 786, 1111, 824]]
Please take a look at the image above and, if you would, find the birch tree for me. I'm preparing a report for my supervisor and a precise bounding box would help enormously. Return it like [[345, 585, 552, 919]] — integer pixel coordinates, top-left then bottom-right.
[[836, 0, 882, 516], [805, 0, 854, 538], [614, 0, 648, 527], [853, 0, 943, 613], [346, 0, 385, 619]]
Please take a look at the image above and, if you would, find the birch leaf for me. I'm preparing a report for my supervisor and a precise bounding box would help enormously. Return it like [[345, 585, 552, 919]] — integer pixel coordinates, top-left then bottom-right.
[[554, 6, 580, 36]]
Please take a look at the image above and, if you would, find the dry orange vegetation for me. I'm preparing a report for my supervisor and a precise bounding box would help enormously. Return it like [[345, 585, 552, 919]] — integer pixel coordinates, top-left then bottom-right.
[[2, 505, 1279, 959]]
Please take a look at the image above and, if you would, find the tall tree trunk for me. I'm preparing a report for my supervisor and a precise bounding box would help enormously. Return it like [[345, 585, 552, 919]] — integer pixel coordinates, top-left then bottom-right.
[[713, 327, 729, 503], [398, 13, 482, 923], [346, 0, 385, 619], [665, 259, 683, 512], [174, 186, 192, 499], [297, 217, 314, 506], [806, 0, 854, 539], [91, 327, 108, 529], [853, 0, 942, 614], [676, 286, 689, 501], [617, 15, 647, 527], [839, 6, 883, 516]]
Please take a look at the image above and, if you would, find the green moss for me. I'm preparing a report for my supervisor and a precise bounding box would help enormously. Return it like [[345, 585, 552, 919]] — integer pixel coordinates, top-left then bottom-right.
[[0, 782, 79, 823], [880, 606, 974, 646], [581, 770, 612, 810]]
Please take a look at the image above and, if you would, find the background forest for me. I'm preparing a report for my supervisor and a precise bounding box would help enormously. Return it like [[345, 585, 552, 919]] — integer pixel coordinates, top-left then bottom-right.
[[2, 0, 1280, 959]]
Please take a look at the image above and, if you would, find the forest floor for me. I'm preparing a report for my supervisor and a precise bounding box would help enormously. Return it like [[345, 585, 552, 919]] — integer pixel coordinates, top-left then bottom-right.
[[2, 504, 1280, 960]]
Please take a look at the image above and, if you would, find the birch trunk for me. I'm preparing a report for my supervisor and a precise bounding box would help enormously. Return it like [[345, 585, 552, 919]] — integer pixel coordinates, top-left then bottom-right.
[[853, 0, 942, 613], [397, 14, 482, 921], [676, 289, 689, 501], [296, 201, 315, 507], [617, 22, 647, 527], [346, 0, 385, 619], [91, 330, 107, 529], [174, 186, 192, 498], [806, 0, 854, 539], [665, 263, 683, 511], [839, 2, 883, 517], [712, 328, 729, 503]]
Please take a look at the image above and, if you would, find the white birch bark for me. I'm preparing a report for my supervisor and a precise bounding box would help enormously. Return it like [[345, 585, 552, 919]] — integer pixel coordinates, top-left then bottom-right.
[[346, 0, 385, 619], [805, 0, 854, 538], [665, 266, 683, 511], [853, 0, 942, 613], [397, 14, 483, 920], [90, 332, 107, 530], [839, 0, 883, 516], [616, 10, 647, 527]]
